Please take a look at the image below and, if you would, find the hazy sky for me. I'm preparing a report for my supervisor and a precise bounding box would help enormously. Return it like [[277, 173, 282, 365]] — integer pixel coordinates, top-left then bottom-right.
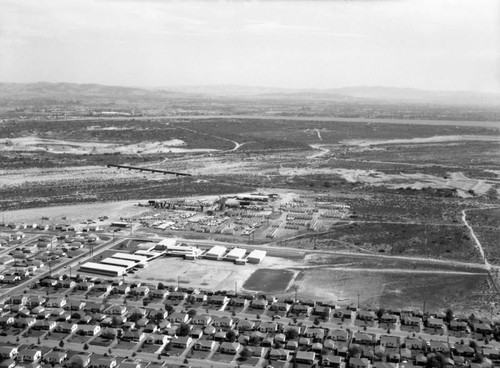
[[1, 0, 499, 92]]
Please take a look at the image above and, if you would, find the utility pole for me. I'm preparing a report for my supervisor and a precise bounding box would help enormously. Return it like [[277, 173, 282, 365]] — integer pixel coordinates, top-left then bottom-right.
[[357, 294, 360, 310]]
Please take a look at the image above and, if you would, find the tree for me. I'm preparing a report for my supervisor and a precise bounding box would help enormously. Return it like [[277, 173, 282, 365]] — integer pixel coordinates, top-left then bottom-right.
[[187, 309, 197, 318], [176, 323, 190, 337], [249, 336, 260, 346], [158, 283, 165, 290], [59, 340, 65, 348], [444, 309, 454, 324], [376, 308, 385, 320], [226, 329, 237, 342], [164, 303, 174, 314], [285, 328, 299, 340], [239, 347, 252, 361], [348, 344, 362, 358], [83, 343, 89, 350]]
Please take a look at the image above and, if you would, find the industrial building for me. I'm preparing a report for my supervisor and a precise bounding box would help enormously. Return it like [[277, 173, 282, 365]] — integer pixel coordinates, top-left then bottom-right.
[[247, 250, 266, 264], [164, 243, 202, 259], [156, 238, 177, 250], [224, 247, 246, 262], [204, 245, 227, 260], [79, 262, 126, 277], [111, 253, 149, 264], [100, 257, 136, 270]]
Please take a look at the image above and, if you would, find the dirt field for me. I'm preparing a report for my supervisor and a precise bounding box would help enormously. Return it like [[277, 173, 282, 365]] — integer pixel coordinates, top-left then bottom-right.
[[128, 256, 300, 292]]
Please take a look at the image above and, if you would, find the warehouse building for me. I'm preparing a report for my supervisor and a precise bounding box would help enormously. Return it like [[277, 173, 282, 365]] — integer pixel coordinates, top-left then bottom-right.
[[247, 250, 266, 264], [204, 245, 227, 260], [164, 243, 202, 259], [101, 258, 136, 270], [79, 262, 126, 277], [111, 253, 149, 264], [224, 247, 246, 262]]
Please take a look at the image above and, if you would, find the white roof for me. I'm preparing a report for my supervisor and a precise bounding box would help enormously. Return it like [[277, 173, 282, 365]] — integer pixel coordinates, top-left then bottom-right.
[[111, 253, 148, 263], [158, 238, 177, 247], [248, 250, 266, 259], [225, 247, 246, 259], [101, 258, 136, 268], [206, 245, 227, 257], [79, 262, 126, 275]]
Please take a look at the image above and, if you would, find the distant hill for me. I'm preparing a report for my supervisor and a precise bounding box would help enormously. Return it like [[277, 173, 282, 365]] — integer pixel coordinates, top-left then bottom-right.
[[1, 82, 499, 106], [171, 84, 500, 105], [0, 82, 184, 100]]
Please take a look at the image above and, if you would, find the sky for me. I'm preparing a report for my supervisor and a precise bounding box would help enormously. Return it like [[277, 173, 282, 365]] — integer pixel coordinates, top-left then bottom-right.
[[0, 0, 499, 93]]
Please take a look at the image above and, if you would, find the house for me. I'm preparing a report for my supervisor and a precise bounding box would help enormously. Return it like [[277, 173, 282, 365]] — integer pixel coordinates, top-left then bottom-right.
[[429, 340, 450, 353], [192, 315, 212, 326], [403, 316, 421, 326], [11, 295, 28, 305], [89, 357, 117, 368], [171, 336, 192, 349], [167, 312, 188, 324], [453, 344, 475, 357], [405, 338, 425, 350], [122, 330, 145, 342], [313, 305, 332, 317], [333, 309, 351, 319], [127, 307, 147, 319], [286, 340, 299, 350], [349, 357, 371, 368], [46, 297, 66, 308], [105, 304, 128, 315], [219, 342, 241, 354], [472, 322, 493, 334], [64, 354, 91, 368], [19, 349, 42, 362], [212, 316, 233, 328], [379, 314, 398, 324], [357, 310, 376, 321], [323, 354, 345, 368], [131, 286, 150, 296], [0, 316, 15, 326], [15, 317, 36, 329], [55, 322, 78, 334], [380, 335, 400, 348], [269, 349, 289, 361], [168, 291, 187, 300], [44, 351, 67, 365], [246, 346, 266, 358], [427, 318, 445, 329], [229, 298, 247, 307], [208, 295, 229, 306], [298, 337, 312, 348], [66, 300, 86, 311], [291, 304, 311, 316], [194, 340, 217, 351], [77, 282, 95, 291], [78, 325, 101, 336], [304, 327, 325, 340], [95, 284, 113, 293], [60, 279, 76, 289], [259, 321, 277, 333], [295, 351, 316, 365], [146, 334, 169, 345], [449, 320, 468, 331], [328, 329, 348, 341], [32, 320, 56, 331], [250, 299, 268, 310], [27, 296, 46, 308], [236, 319, 255, 331], [0, 346, 18, 360], [0, 359, 15, 368], [150, 289, 169, 299], [84, 302, 105, 313], [115, 284, 131, 295], [353, 332, 374, 345]]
